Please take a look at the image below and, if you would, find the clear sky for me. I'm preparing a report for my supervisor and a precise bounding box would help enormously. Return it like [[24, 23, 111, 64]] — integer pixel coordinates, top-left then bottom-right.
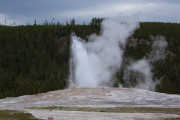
[[0, 0, 180, 25]]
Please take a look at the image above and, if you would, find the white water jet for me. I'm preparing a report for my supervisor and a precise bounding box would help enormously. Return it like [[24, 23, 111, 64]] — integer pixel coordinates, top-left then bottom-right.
[[70, 18, 139, 88], [70, 36, 99, 87]]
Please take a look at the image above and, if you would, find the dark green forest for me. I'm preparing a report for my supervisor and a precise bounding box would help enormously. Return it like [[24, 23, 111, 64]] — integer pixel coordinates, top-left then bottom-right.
[[0, 18, 180, 98]]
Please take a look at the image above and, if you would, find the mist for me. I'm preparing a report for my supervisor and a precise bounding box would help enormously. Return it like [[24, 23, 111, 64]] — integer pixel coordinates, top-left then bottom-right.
[[123, 36, 168, 90], [70, 18, 139, 88], [69, 16, 168, 90]]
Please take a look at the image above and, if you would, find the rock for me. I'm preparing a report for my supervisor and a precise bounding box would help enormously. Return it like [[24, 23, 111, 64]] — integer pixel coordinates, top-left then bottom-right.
[[0, 88, 180, 120]]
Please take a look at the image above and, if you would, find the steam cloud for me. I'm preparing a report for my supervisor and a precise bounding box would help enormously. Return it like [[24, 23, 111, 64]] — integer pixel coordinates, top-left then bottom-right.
[[124, 36, 168, 90], [69, 17, 168, 90], [70, 18, 139, 88]]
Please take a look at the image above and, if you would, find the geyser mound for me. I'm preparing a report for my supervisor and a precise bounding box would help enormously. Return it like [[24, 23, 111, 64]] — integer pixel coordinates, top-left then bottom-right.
[[69, 18, 139, 88]]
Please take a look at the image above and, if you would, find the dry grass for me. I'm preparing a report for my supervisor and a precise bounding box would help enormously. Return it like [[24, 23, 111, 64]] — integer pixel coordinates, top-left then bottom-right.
[[29, 106, 180, 114], [0, 110, 37, 120]]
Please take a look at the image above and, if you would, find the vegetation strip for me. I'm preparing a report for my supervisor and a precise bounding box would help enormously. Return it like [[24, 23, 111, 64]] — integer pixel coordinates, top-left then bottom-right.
[[0, 110, 37, 120], [29, 106, 180, 114], [0, 22, 180, 98]]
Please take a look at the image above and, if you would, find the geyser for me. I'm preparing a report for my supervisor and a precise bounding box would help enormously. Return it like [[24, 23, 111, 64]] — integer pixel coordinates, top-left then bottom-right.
[[122, 36, 168, 90], [70, 36, 99, 87], [69, 18, 139, 88]]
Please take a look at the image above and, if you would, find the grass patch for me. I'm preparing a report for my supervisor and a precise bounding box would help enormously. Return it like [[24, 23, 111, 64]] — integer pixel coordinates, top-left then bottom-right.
[[164, 118, 180, 120], [29, 106, 180, 114], [137, 119, 180, 120], [0, 110, 37, 120]]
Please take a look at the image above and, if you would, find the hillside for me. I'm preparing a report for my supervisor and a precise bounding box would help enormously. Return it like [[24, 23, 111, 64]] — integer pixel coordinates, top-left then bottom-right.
[[0, 22, 180, 98]]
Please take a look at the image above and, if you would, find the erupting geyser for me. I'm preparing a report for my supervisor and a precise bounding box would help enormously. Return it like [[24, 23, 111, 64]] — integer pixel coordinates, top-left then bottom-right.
[[70, 36, 99, 87], [69, 18, 139, 88]]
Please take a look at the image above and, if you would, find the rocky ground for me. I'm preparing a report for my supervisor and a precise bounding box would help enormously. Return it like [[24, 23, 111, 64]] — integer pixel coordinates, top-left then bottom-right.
[[0, 88, 180, 120]]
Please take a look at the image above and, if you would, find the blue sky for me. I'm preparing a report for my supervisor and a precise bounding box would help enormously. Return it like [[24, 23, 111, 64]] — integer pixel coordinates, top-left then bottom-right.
[[0, 0, 180, 25]]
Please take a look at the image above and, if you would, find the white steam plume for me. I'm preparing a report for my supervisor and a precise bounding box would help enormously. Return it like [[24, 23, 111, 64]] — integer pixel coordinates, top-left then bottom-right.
[[70, 18, 139, 88], [125, 36, 168, 91], [128, 59, 155, 90], [149, 36, 168, 62]]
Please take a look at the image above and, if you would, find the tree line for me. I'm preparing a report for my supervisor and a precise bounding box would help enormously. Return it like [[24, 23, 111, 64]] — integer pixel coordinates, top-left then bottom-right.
[[0, 18, 180, 98]]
